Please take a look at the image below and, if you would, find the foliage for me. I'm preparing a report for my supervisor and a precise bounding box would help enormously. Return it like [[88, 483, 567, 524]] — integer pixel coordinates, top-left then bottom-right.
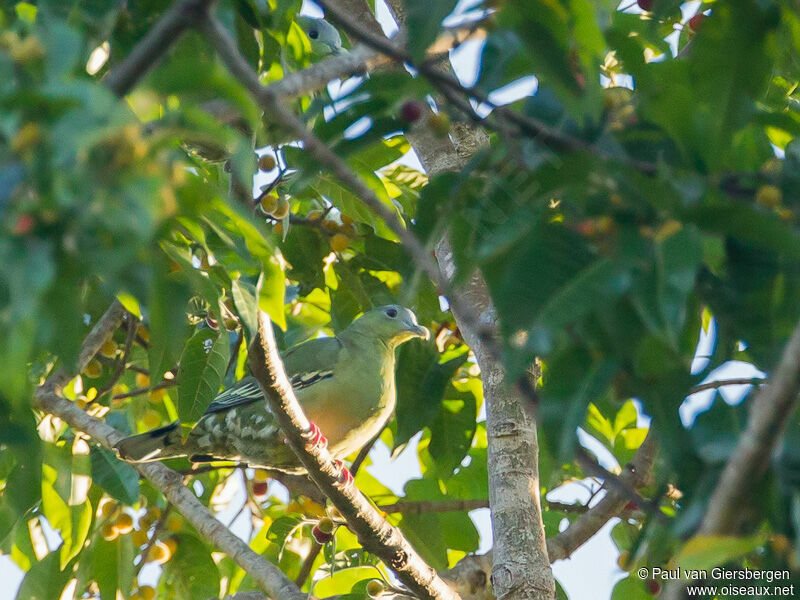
[[0, 0, 799, 598]]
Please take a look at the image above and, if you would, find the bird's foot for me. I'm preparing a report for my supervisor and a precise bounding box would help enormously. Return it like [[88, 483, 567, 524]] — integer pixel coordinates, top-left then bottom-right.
[[333, 459, 354, 488], [304, 422, 328, 450]]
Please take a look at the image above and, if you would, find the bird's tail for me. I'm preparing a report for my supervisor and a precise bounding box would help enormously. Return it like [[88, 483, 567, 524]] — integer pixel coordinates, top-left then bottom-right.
[[115, 421, 184, 462]]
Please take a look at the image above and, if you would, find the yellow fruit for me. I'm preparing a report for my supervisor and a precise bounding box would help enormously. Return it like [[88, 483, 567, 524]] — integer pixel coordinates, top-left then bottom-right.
[[99, 500, 117, 518], [260, 193, 279, 214], [338, 222, 356, 237], [778, 207, 794, 221], [163, 537, 178, 556], [101, 523, 118, 541], [274, 222, 284, 236], [253, 468, 270, 482], [136, 373, 150, 388], [130, 594, 143, 600], [142, 410, 161, 429], [427, 113, 451, 138], [132, 529, 149, 546], [366, 579, 384, 598], [306, 210, 323, 222], [272, 197, 290, 219], [137, 325, 150, 342], [149, 388, 165, 403], [617, 550, 631, 570], [147, 542, 169, 564], [166, 513, 183, 532], [330, 233, 351, 253], [770, 534, 791, 555], [760, 157, 783, 177], [139, 586, 157, 600], [756, 184, 782, 208], [83, 359, 102, 379], [224, 317, 239, 331], [114, 512, 134, 534], [146, 506, 162, 521], [258, 154, 277, 171], [99, 338, 117, 358], [340, 214, 354, 226], [322, 219, 339, 233]]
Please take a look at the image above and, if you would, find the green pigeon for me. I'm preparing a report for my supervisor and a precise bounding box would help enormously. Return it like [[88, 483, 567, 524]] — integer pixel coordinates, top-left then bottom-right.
[[295, 15, 344, 57], [115, 306, 428, 481]]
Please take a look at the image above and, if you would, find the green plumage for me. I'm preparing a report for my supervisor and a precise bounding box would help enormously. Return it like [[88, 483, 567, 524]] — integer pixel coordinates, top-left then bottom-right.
[[115, 305, 428, 472]]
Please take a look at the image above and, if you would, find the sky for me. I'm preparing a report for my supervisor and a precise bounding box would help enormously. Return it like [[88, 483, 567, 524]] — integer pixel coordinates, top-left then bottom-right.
[[0, 1, 755, 598]]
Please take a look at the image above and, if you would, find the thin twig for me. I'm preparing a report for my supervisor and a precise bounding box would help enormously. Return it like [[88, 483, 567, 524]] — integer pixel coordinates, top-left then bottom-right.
[[688, 377, 765, 395]]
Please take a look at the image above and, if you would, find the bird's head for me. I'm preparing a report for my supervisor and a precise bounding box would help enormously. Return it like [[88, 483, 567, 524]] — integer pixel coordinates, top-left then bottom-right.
[[349, 305, 430, 348], [296, 15, 343, 57]]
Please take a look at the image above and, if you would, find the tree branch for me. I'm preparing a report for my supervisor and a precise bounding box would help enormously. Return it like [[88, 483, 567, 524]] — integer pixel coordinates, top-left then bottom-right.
[[378, 499, 489, 515], [688, 377, 765, 395], [103, 0, 213, 97], [247, 311, 460, 600], [34, 303, 305, 600], [547, 431, 657, 561]]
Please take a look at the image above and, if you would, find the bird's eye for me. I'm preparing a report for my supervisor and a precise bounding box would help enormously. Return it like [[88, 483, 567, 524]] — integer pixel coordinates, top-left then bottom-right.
[[308, 29, 319, 39], [385, 308, 398, 318]]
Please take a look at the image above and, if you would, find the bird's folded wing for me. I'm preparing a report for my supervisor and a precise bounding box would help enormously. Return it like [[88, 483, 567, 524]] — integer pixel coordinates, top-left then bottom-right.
[[204, 335, 343, 414]]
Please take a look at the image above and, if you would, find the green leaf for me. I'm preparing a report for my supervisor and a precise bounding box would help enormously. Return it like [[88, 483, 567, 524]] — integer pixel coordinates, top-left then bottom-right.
[[90, 446, 140, 505], [15, 550, 71, 600], [395, 343, 468, 449], [674, 534, 763, 573], [178, 328, 231, 425], [312, 566, 377, 597], [404, 0, 457, 63], [232, 278, 259, 336], [428, 387, 477, 476], [161, 533, 221, 600]]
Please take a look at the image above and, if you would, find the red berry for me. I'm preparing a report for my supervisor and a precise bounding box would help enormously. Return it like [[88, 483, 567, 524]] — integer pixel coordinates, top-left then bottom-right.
[[645, 579, 662, 595], [311, 525, 333, 544], [399, 101, 423, 123], [637, 0, 653, 11], [13, 214, 35, 235], [252, 481, 268, 496], [688, 13, 705, 32]]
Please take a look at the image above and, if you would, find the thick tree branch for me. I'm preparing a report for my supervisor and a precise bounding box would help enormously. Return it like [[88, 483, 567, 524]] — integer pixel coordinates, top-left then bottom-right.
[[700, 319, 800, 535], [103, 0, 213, 97], [34, 303, 305, 600], [247, 311, 459, 600]]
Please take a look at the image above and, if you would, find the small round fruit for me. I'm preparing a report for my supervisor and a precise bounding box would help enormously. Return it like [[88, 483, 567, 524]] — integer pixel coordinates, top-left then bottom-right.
[[688, 12, 705, 32], [132, 529, 149, 546], [645, 579, 661, 595], [260, 193, 279, 214], [330, 233, 351, 253], [253, 481, 269, 496], [99, 500, 117, 518], [311, 524, 333, 544], [317, 517, 335, 534], [99, 338, 117, 358], [135, 373, 150, 388], [636, 0, 653, 10], [114, 512, 134, 534], [83, 359, 103, 379], [130, 593, 143, 600], [163, 537, 178, 555], [258, 154, 277, 171], [13, 214, 35, 235], [340, 214, 354, 226], [366, 579, 384, 598], [146, 506, 162, 521], [322, 219, 339, 233], [616, 550, 631, 570], [756, 184, 782, 208], [399, 100, 423, 123], [770, 534, 791, 555], [253, 468, 270, 482], [166, 513, 183, 532], [272, 197, 290, 219], [142, 410, 161, 429], [224, 317, 239, 331], [101, 522, 119, 541], [147, 542, 169, 563], [149, 388, 165, 403], [338, 222, 356, 237], [138, 586, 156, 600], [306, 209, 324, 222], [274, 222, 284, 236], [427, 113, 451, 138]]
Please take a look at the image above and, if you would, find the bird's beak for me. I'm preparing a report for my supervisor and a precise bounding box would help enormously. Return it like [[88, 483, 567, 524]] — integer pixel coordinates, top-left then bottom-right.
[[409, 324, 430, 340]]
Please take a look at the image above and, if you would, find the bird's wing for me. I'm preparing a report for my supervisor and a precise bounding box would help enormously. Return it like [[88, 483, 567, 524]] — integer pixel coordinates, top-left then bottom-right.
[[204, 336, 343, 414]]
